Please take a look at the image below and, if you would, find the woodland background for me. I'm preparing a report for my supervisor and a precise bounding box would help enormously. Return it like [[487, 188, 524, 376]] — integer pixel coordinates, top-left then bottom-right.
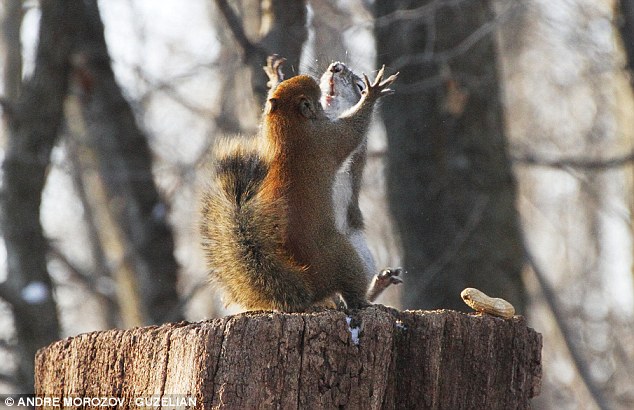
[[0, 0, 633, 409]]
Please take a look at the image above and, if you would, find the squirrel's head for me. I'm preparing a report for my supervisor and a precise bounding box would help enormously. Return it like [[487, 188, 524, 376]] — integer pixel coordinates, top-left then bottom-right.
[[266, 75, 322, 120]]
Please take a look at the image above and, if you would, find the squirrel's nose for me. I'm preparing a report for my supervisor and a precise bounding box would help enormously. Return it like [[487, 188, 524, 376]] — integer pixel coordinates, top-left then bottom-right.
[[330, 62, 344, 73]]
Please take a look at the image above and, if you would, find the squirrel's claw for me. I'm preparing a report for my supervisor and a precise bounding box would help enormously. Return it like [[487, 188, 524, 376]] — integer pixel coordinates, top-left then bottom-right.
[[264, 54, 287, 89], [366, 267, 404, 302], [374, 65, 386, 85], [377, 267, 404, 285], [362, 65, 398, 99]]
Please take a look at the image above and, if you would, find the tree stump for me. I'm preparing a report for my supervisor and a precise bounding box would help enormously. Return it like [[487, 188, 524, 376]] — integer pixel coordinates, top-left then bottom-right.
[[35, 306, 541, 409]]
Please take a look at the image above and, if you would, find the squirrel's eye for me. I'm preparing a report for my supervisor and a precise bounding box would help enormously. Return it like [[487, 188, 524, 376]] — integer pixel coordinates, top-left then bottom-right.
[[299, 97, 317, 119]]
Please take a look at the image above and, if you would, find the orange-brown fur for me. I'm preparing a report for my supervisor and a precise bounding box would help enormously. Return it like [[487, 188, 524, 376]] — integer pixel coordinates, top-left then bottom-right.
[[200, 69, 396, 311]]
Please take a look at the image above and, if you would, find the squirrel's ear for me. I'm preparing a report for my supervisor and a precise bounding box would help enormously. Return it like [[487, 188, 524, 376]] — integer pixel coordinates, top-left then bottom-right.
[[265, 98, 278, 114], [299, 97, 317, 119]]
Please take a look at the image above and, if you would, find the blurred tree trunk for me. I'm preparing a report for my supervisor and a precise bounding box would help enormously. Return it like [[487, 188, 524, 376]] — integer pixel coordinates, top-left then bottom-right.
[[256, 0, 307, 82], [213, 0, 307, 106], [70, 0, 182, 325], [310, 0, 348, 65], [0, 0, 78, 392], [375, 0, 526, 312], [1, 0, 22, 102], [497, 0, 634, 408], [209, 2, 257, 134], [0, 3, 184, 395], [64, 97, 144, 328], [618, 0, 634, 74]]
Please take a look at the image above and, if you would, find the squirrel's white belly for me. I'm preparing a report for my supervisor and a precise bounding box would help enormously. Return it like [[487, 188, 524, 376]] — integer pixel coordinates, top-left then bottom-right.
[[332, 156, 354, 233], [332, 154, 376, 278]]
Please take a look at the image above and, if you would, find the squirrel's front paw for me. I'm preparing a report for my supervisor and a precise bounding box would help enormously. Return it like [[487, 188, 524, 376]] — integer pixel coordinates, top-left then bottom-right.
[[362, 65, 399, 100], [375, 267, 404, 288], [264, 54, 286, 88], [366, 267, 404, 302]]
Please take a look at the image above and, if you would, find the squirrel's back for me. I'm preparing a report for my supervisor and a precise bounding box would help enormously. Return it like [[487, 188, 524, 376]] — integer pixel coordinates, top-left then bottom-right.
[[200, 137, 314, 311], [200, 67, 397, 311]]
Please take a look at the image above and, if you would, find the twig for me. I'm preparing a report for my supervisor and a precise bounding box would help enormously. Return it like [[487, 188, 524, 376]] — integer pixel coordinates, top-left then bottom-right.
[[389, 1, 522, 69], [374, 0, 470, 28], [134, 67, 215, 116], [512, 151, 634, 170], [48, 245, 113, 300], [213, 0, 259, 58]]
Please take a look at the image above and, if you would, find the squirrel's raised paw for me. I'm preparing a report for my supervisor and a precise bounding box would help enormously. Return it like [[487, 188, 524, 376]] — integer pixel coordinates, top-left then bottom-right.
[[366, 267, 404, 302], [264, 54, 287, 89], [376, 267, 404, 286], [362, 65, 399, 99]]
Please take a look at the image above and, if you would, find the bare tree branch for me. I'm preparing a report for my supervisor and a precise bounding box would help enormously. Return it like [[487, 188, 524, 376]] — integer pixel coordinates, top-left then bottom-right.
[[212, 0, 307, 105], [374, 0, 470, 28], [512, 151, 634, 170], [48, 245, 115, 302], [163, 279, 208, 323], [389, 1, 523, 70], [49, 244, 119, 328], [63, 136, 119, 328], [134, 67, 216, 116], [213, 0, 262, 58]]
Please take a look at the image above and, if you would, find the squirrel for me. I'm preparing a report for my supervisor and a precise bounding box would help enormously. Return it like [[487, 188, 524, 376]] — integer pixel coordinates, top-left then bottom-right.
[[319, 61, 381, 278], [265, 56, 403, 300], [200, 66, 398, 311]]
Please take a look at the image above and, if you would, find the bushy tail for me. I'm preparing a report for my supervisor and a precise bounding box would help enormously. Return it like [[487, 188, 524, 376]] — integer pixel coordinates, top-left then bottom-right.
[[200, 138, 313, 311]]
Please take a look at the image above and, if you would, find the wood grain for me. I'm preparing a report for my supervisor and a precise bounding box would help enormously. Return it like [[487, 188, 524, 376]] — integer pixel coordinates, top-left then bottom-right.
[[36, 307, 541, 409]]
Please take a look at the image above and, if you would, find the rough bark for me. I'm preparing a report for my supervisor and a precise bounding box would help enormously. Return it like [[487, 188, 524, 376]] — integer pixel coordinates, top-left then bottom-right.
[[36, 307, 541, 409], [374, 0, 526, 312]]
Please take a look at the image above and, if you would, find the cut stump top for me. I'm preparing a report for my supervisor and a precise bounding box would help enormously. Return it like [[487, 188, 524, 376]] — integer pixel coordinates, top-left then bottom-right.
[[36, 306, 541, 409]]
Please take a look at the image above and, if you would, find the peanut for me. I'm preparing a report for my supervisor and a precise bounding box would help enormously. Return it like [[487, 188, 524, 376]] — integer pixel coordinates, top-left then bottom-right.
[[460, 287, 515, 319]]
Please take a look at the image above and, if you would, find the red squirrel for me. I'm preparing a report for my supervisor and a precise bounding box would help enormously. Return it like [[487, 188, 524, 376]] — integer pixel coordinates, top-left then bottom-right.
[[200, 66, 398, 311], [266, 56, 403, 302]]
